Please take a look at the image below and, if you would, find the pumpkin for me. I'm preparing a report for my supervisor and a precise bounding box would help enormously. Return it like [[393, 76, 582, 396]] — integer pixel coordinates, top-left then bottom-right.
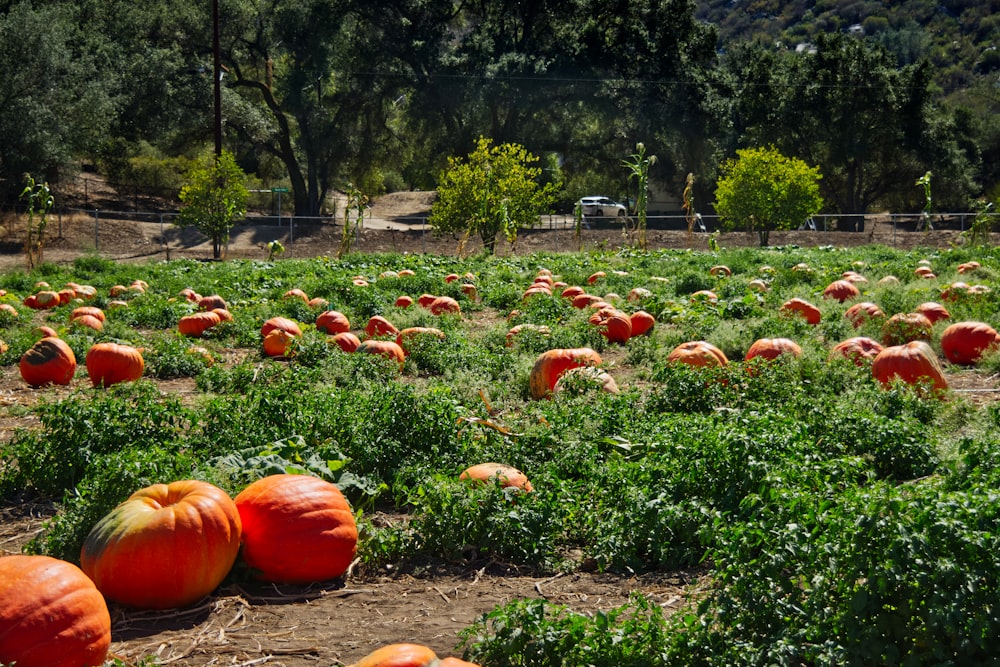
[[748, 279, 769, 292], [553, 365, 620, 395], [357, 339, 406, 369], [261, 316, 303, 339], [587, 271, 606, 284], [395, 295, 415, 308], [22, 294, 38, 309], [528, 347, 603, 400], [178, 311, 222, 337], [667, 341, 728, 367], [461, 283, 479, 301], [396, 327, 446, 355], [744, 338, 802, 361], [0, 554, 111, 667], [571, 293, 602, 309], [828, 337, 884, 366], [283, 288, 309, 302], [80, 480, 242, 609], [629, 310, 656, 337], [330, 331, 362, 353], [263, 329, 296, 358], [940, 282, 970, 301], [57, 288, 76, 304], [308, 297, 330, 309], [198, 294, 228, 311], [86, 342, 144, 387], [626, 286, 652, 302], [957, 261, 980, 274], [780, 297, 821, 325], [33, 290, 61, 309], [444, 272, 460, 283], [398, 269, 416, 277], [505, 323, 551, 347], [709, 265, 732, 277], [72, 314, 104, 332], [365, 315, 399, 338], [179, 287, 201, 302], [71, 306, 105, 323], [914, 301, 950, 325], [690, 289, 719, 304], [107, 299, 129, 310], [881, 312, 933, 347], [429, 296, 461, 316], [213, 307, 233, 322], [940, 321, 1000, 365], [0, 303, 16, 319], [33, 325, 59, 339], [235, 474, 358, 584], [316, 310, 351, 335], [822, 280, 860, 303], [352, 278, 370, 287], [20, 337, 76, 386], [871, 341, 948, 392], [522, 285, 552, 301], [108, 284, 128, 297], [347, 643, 481, 667], [593, 308, 632, 344], [460, 463, 533, 492], [417, 293, 438, 308], [844, 302, 884, 328], [878, 275, 900, 286], [562, 285, 586, 300]]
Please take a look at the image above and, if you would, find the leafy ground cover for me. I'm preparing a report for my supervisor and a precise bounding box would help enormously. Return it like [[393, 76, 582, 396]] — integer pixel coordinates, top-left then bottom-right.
[[2, 243, 1000, 665]]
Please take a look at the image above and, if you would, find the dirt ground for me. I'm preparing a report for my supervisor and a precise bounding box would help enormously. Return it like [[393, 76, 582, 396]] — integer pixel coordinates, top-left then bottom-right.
[[0, 191, 994, 665]]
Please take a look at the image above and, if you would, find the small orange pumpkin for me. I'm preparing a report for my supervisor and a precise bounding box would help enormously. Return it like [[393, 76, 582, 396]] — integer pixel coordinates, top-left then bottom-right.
[[828, 337, 884, 366], [460, 463, 533, 492], [629, 310, 656, 336], [365, 315, 399, 338], [315, 310, 351, 335], [198, 294, 228, 311], [593, 308, 632, 344], [429, 296, 461, 316], [72, 314, 104, 332], [395, 295, 414, 308], [505, 323, 551, 347], [822, 280, 860, 303], [844, 302, 884, 328], [283, 288, 309, 302], [260, 316, 303, 339], [178, 311, 222, 337], [70, 306, 106, 323], [745, 338, 802, 362], [667, 341, 729, 367], [356, 339, 406, 369], [330, 332, 362, 353], [914, 301, 950, 325], [780, 297, 821, 325]]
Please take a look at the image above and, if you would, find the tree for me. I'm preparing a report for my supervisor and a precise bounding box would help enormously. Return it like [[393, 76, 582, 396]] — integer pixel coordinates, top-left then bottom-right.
[[429, 137, 559, 253], [714, 146, 823, 246], [175, 151, 249, 259]]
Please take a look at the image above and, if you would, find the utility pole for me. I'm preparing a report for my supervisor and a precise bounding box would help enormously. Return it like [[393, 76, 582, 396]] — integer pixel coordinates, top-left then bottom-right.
[[213, 0, 223, 157]]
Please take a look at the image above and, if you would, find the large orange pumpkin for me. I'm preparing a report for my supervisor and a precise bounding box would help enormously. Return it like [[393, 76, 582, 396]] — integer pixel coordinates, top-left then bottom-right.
[[629, 310, 656, 337], [263, 329, 297, 358], [780, 297, 822, 325], [235, 474, 358, 584], [347, 643, 480, 667], [940, 321, 1000, 365], [667, 341, 729, 367], [844, 302, 884, 328], [593, 308, 632, 344], [429, 296, 462, 316], [80, 480, 242, 609], [528, 347, 603, 400], [0, 554, 111, 667], [198, 294, 228, 311], [85, 342, 145, 387], [330, 331, 362, 353], [261, 316, 303, 339], [914, 301, 950, 325], [178, 311, 222, 337], [316, 310, 351, 335], [357, 339, 406, 369], [19, 337, 77, 386], [822, 280, 860, 302], [881, 312, 933, 347], [744, 338, 802, 362], [32, 290, 61, 309], [365, 315, 400, 338], [828, 337, 884, 366], [871, 341, 948, 392]]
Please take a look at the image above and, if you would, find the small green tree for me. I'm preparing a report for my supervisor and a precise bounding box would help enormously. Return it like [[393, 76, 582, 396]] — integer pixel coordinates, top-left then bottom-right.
[[622, 142, 656, 249], [430, 137, 559, 254], [19, 175, 53, 270], [175, 152, 249, 260], [714, 146, 823, 247]]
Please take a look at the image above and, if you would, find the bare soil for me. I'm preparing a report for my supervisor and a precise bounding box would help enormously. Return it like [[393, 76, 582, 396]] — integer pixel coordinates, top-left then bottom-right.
[[0, 188, 994, 665]]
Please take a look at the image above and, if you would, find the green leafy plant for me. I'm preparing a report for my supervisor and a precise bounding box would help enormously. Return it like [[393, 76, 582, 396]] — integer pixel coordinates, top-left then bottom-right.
[[175, 151, 250, 259], [622, 142, 655, 249], [19, 175, 53, 270]]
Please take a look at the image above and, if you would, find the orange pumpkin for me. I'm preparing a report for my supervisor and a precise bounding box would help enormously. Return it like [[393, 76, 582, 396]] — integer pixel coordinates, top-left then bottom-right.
[[19, 337, 77, 386], [709, 265, 732, 277], [571, 293, 602, 309], [822, 280, 860, 303], [417, 293, 438, 308], [871, 341, 948, 392], [460, 463, 533, 492], [0, 554, 111, 667], [365, 315, 399, 338], [780, 297, 821, 325], [593, 308, 632, 344], [308, 297, 330, 309], [914, 301, 950, 325], [33, 290, 61, 309], [260, 316, 303, 339], [429, 296, 461, 316], [315, 310, 351, 335], [72, 314, 104, 332], [347, 644, 451, 667], [444, 272, 461, 283], [844, 302, 884, 328], [178, 311, 222, 337], [587, 271, 606, 284], [828, 337, 884, 366], [881, 312, 933, 347], [85, 343, 144, 387], [528, 347, 603, 400], [940, 321, 1000, 365], [690, 289, 719, 304], [505, 323, 551, 347], [213, 307, 233, 322], [283, 288, 309, 302], [262, 329, 296, 358], [626, 287, 652, 302], [235, 474, 358, 584], [198, 294, 228, 311], [396, 327, 446, 355], [629, 310, 656, 336], [395, 295, 414, 308], [330, 332, 362, 353], [745, 338, 802, 362], [562, 285, 586, 300], [553, 365, 620, 395], [356, 339, 406, 369], [667, 341, 728, 367], [33, 325, 58, 339], [70, 306, 105, 323], [80, 480, 242, 609]]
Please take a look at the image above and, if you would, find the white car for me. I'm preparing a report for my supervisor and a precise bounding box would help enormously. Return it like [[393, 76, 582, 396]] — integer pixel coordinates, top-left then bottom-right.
[[577, 196, 627, 217]]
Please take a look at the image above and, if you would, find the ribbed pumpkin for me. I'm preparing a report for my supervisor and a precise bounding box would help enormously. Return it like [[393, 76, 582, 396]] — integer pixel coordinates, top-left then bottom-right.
[[593, 308, 632, 344], [80, 480, 242, 609], [235, 474, 358, 584], [347, 644, 481, 667], [356, 339, 406, 369], [71, 306, 106, 323], [262, 329, 296, 358], [745, 338, 802, 362], [629, 310, 656, 337], [881, 312, 933, 347], [19, 337, 76, 386], [198, 294, 228, 311], [528, 347, 603, 400], [260, 316, 303, 339], [780, 297, 821, 325], [828, 337, 884, 366], [85, 342, 144, 387], [365, 315, 399, 338], [844, 302, 884, 328], [178, 311, 222, 337], [429, 296, 461, 316], [667, 341, 729, 367], [821, 280, 860, 302], [940, 321, 1000, 365], [330, 331, 362, 353], [871, 341, 948, 392], [460, 463, 533, 492], [0, 554, 111, 667], [316, 310, 351, 334], [914, 301, 951, 325]]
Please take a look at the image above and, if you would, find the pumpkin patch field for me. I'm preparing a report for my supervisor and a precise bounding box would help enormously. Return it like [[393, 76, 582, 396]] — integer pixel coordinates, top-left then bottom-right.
[[3, 244, 1000, 665]]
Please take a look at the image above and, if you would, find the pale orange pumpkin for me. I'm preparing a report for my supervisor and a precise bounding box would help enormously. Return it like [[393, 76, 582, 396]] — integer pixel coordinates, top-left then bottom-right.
[[460, 463, 533, 492], [505, 323, 551, 347], [667, 341, 728, 367]]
